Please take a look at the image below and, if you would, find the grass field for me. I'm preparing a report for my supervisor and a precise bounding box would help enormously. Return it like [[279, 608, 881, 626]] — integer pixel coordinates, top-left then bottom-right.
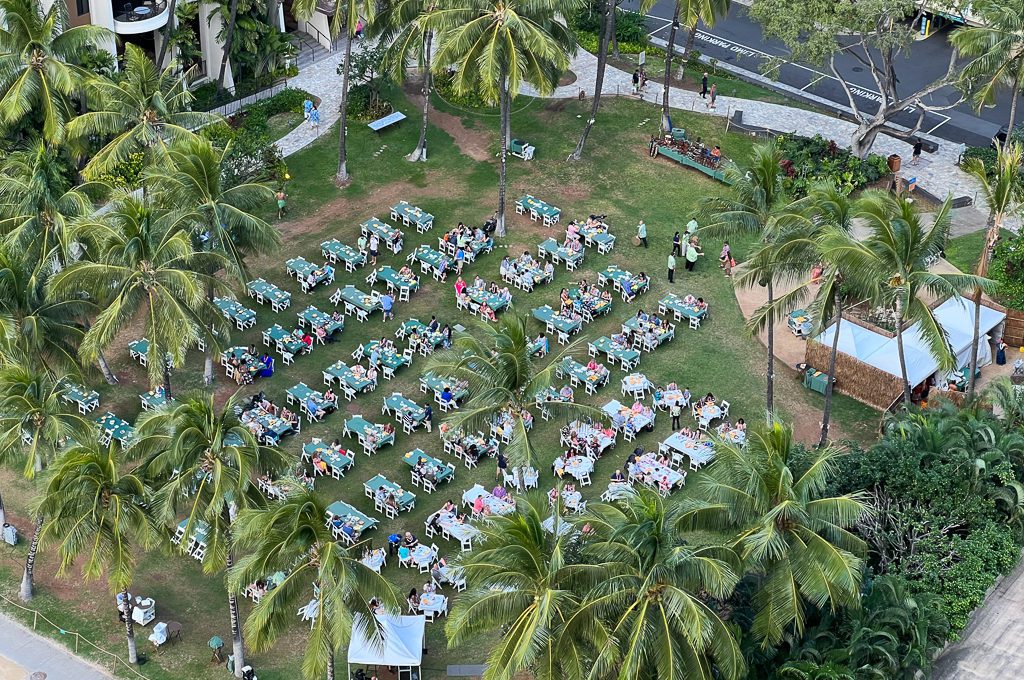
[[0, 89, 881, 679]]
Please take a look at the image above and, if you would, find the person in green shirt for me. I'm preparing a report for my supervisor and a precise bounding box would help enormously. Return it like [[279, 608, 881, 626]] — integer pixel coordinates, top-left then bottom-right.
[[685, 240, 702, 272], [636, 220, 648, 248], [667, 252, 676, 283], [686, 218, 699, 236]]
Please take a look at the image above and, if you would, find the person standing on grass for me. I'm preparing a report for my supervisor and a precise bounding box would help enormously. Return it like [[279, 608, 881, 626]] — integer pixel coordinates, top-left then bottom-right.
[[369, 233, 380, 266], [423, 404, 433, 433], [670, 402, 681, 430], [685, 238, 703, 272], [672, 231, 682, 256], [636, 220, 648, 248], [496, 452, 508, 480], [708, 83, 717, 110], [276, 189, 287, 219], [701, 72, 709, 98], [667, 251, 676, 283]]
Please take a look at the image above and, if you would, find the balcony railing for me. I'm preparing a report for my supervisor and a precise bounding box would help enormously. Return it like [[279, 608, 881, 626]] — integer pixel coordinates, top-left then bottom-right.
[[113, 0, 168, 23]]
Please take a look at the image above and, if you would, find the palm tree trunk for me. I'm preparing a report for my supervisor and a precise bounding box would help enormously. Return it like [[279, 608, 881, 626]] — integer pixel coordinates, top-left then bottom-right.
[[0, 487, 5, 526], [216, 0, 241, 93], [968, 212, 1001, 398], [895, 301, 912, 405], [97, 350, 118, 384], [204, 282, 216, 386], [336, 34, 354, 186], [496, 68, 510, 238], [661, 0, 681, 133], [226, 551, 245, 677], [20, 515, 43, 602], [1004, 73, 1021, 151], [156, 0, 179, 69], [766, 280, 775, 415], [610, 5, 619, 59], [819, 295, 842, 447], [569, 0, 613, 162], [408, 32, 433, 162], [676, 25, 697, 80], [326, 651, 335, 680], [121, 588, 138, 664]]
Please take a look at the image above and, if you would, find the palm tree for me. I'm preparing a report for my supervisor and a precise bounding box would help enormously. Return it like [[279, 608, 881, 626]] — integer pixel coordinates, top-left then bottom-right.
[[700, 140, 803, 414], [570, 488, 745, 680], [68, 44, 220, 181], [743, 183, 863, 446], [149, 137, 279, 384], [445, 492, 587, 680], [36, 438, 157, 664], [426, 311, 605, 468], [292, 0, 376, 185], [230, 492, 401, 680], [134, 393, 293, 678], [0, 244, 89, 376], [48, 196, 227, 397], [569, 0, 656, 160], [0, 366, 92, 601], [0, 0, 111, 141], [377, 0, 439, 162], [660, 0, 730, 133], [952, 1, 1024, 146], [678, 417, 871, 647], [427, 0, 576, 236], [962, 142, 1024, 398], [0, 140, 94, 272], [835, 192, 995, 405], [216, 0, 242, 93]]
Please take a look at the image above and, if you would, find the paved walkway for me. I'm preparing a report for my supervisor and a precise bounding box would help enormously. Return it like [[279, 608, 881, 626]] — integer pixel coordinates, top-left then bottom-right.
[[934, 556, 1024, 679], [0, 611, 112, 680]]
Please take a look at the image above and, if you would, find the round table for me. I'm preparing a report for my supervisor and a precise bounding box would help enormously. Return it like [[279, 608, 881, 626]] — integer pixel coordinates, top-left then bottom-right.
[[564, 456, 593, 480]]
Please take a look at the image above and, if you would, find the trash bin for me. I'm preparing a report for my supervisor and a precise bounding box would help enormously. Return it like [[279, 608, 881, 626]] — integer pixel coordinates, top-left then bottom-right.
[[2, 523, 16, 546], [887, 154, 901, 173], [671, 128, 686, 141]]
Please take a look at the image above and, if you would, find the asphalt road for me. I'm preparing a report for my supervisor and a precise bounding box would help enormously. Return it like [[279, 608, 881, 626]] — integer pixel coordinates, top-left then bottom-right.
[[621, 1, 1020, 147]]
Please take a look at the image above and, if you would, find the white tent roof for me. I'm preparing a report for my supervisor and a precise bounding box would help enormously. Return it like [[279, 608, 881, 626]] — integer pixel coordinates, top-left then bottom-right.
[[348, 614, 425, 667], [812, 297, 1006, 387]]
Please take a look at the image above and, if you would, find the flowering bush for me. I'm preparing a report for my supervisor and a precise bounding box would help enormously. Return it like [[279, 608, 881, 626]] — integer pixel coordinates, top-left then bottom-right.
[[777, 134, 890, 197]]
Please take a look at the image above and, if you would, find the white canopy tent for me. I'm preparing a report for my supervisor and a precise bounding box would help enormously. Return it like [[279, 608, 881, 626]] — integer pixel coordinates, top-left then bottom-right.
[[348, 614, 425, 679], [813, 297, 1006, 388]]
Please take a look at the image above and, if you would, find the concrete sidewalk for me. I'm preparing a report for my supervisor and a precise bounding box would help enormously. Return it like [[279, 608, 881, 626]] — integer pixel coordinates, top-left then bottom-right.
[[0, 611, 112, 680]]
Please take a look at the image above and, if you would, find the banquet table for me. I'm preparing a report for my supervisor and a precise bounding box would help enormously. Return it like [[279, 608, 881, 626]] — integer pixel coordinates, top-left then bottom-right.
[[365, 474, 417, 511], [64, 383, 100, 413], [304, 442, 354, 474], [213, 296, 257, 329], [517, 194, 561, 225], [247, 278, 291, 311], [335, 285, 381, 314], [660, 433, 715, 466], [560, 357, 609, 393], [321, 239, 366, 269], [634, 453, 686, 487], [298, 306, 343, 335], [384, 393, 427, 424], [265, 324, 306, 355], [538, 237, 584, 268], [377, 265, 420, 292], [562, 456, 594, 481], [602, 399, 655, 432], [591, 336, 641, 366], [323, 360, 374, 392], [621, 373, 651, 397], [621, 317, 675, 347], [361, 217, 404, 251], [97, 411, 134, 444], [466, 288, 509, 313], [418, 592, 448, 616], [403, 448, 455, 483], [659, 292, 707, 321], [420, 372, 467, 402], [391, 201, 434, 232], [532, 305, 581, 334], [326, 500, 378, 533], [568, 287, 612, 316], [344, 416, 395, 451]]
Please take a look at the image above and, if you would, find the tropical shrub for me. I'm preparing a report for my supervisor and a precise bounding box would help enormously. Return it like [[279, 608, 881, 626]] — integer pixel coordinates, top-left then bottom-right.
[[989, 234, 1024, 311], [94, 151, 145, 190], [776, 134, 890, 197]]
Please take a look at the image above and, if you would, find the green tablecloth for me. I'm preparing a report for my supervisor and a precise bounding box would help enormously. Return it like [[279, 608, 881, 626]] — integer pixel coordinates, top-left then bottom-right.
[[532, 305, 581, 334], [467, 288, 509, 313], [361, 217, 402, 243], [321, 239, 365, 267], [213, 297, 256, 326], [286, 383, 333, 414], [344, 416, 395, 448], [579, 224, 615, 248], [304, 442, 353, 472], [336, 286, 380, 313], [247, 279, 291, 308], [96, 411, 134, 443], [324, 361, 374, 391], [592, 336, 640, 363], [266, 324, 306, 355], [560, 357, 608, 387], [412, 245, 451, 271], [384, 393, 427, 423], [402, 448, 454, 482], [365, 474, 416, 510], [64, 384, 99, 410], [363, 340, 409, 371], [659, 293, 706, 320], [622, 317, 675, 345], [140, 390, 174, 410], [245, 405, 294, 438], [517, 194, 561, 220], [538, 238, 584, 265], [400, 320, 445, 349], [420, 372, 468, 401], [568, 288, 612, 316], [326, 500, 378, 532], [377, 265, 420, 291], [392, 201, 434, 229], [299, 306, 343, 335]]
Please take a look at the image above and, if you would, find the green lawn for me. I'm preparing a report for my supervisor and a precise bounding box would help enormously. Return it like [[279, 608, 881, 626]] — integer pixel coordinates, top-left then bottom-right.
[[0, 91, 881, 679], [945, 228, 1014, 274]]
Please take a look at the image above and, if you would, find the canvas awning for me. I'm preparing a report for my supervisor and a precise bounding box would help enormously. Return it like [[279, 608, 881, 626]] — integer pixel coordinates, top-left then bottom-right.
[[347, 614, 425, 667]]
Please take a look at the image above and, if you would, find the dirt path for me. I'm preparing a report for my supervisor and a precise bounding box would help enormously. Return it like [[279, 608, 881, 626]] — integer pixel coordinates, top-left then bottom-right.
[[401, 81, 493, 162]]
